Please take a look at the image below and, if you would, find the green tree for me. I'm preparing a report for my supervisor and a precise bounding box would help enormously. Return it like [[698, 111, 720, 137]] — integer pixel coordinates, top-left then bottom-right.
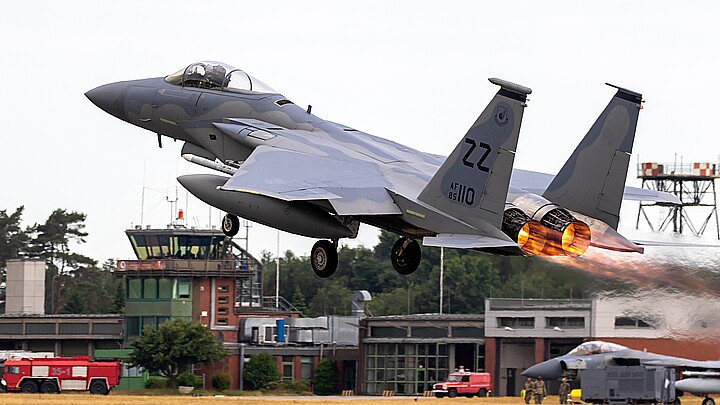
[[244, 352, 279, 390], [26, 209, 95, 313], [291, 286, 309, 316], [313, 358, 338, 395], [130, 319, 227, 388], [0, 206, 30, 274], [60, 291, 88, 314]]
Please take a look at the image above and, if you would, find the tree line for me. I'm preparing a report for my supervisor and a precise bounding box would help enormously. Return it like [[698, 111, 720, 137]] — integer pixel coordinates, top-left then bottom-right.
[[1, 205, 604, 318], [264, 230, 600, 318], [0, 206, 122, 314]]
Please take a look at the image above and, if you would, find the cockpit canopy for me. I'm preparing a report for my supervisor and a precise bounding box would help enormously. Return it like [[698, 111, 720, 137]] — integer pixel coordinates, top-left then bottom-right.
[[165, 61, 276, 93], [568, 341, 627, 356]]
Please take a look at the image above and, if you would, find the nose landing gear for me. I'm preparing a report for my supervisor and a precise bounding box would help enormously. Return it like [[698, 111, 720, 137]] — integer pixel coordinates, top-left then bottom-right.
[[221, 213, 240, 237]]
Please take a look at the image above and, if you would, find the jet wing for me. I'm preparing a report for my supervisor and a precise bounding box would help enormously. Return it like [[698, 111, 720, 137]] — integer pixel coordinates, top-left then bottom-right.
[[643, 358, 720, 369], [510, 168, 681, 204], [423, 233, 519, 249], [219, 145, 401, 215]]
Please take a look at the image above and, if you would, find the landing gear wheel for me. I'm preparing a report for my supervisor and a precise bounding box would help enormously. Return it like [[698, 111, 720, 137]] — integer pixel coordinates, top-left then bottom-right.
[[703, 398, 715, 405], [391, 237, 421, 275], [222, 213, 240, 237], [311, 240, 338, 278], [40, 381, 57, 393]]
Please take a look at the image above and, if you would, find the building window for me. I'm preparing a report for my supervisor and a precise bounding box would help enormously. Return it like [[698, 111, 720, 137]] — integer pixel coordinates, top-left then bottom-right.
[[365, 343, 449, 396], [218, 285, 229, 293], [158, 279, 174, 299], [178, 281, 191, 299], [282, 356, 294, 381], [127, 317, 141, 338], [218, 307, 229, 315], [218, 296, 229, 304], [498, 317, 535, 328], [615, 316, 655, 328], [301, 357, 314, 380], [217, 318, 228, 326], [128, 279, 142, 299], [546, 317, 585, 329], [143, 279, 158, 299]]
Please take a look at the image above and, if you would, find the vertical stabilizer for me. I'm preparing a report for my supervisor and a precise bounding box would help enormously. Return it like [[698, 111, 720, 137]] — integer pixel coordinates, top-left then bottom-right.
[[418, 78, 531, 232], [542, 84, 643, 229]]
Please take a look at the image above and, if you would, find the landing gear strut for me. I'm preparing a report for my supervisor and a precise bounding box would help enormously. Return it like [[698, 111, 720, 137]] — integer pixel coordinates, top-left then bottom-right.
[[221, 213, 240, 237], [311, 240, 338, 278], [391, 237, 421, 275]]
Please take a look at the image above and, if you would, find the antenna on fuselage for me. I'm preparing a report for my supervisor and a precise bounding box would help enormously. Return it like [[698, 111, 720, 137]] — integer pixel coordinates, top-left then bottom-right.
[[306, 105, 312, 114]]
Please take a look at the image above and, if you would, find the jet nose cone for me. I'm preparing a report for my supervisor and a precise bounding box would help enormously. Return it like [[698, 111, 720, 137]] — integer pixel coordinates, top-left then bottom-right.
[[521, 359, 563, 380], [85, 82, 128, 120]]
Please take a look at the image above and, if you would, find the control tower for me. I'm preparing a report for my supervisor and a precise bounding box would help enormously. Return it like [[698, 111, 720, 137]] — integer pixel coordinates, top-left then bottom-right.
[[635, 161, 720, 238], [115, 221, 297, 343]]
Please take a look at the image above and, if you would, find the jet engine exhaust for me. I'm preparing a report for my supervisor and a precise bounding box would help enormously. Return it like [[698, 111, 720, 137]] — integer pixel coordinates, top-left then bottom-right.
[[540, 207, 592, 257], [502, 206, 547, 254], [509, 194, 591, 257]]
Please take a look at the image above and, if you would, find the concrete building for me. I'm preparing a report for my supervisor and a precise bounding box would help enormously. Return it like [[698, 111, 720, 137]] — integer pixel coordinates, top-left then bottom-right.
[[484, 298, 591, 396], [5, 260, 45, 315]]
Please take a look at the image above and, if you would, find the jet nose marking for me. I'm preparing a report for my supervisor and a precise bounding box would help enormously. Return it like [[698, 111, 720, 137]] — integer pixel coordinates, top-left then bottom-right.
[[85, 82, 128, 120]]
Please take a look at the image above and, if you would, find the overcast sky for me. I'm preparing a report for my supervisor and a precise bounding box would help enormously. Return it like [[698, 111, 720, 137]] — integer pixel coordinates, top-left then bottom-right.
[[2, 1, 719, 264]]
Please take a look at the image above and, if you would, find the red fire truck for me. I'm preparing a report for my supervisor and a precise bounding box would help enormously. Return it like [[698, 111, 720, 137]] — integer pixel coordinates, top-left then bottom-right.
[[0, 356, 122, 394]]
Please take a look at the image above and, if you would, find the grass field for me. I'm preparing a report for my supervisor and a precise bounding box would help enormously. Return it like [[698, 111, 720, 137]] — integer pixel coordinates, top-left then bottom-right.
[[0, 395, 706, 405]]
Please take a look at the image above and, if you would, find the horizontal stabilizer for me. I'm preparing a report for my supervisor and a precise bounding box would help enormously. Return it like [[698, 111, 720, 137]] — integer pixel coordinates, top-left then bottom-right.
[[423, 233, 519, 249]]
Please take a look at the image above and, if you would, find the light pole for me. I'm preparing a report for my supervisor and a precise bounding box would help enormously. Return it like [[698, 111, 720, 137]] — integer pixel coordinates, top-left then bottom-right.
[[439, 247, 444, 314]]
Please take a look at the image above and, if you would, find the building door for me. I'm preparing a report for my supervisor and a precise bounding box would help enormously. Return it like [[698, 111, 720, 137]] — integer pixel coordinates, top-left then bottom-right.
[[342, 360, 356, 391], [506, 368, 516, 396], [454, 343, 476, 371]]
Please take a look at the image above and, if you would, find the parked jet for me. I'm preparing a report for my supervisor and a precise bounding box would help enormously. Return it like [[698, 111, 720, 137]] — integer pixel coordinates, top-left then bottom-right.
[[86, 61, 676, 278], [523, 341, 720, 405]]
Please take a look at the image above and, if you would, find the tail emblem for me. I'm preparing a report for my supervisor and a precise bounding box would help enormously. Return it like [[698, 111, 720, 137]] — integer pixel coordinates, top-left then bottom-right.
[[495, 106, 509, 127]]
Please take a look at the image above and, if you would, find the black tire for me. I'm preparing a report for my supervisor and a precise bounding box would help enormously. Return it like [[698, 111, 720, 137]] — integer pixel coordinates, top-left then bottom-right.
[[703, 399, 715, 405], [310, 240, 338, 278], [435, 393, 445, 398], [391, 237, 421, 275], [20, 380, 38, 393], [478, 388, 487, 397], [39, 381, 57, 393], [89, 380, 108, 395], [448, 388, 458, 398], [221, 213, 240, 237]]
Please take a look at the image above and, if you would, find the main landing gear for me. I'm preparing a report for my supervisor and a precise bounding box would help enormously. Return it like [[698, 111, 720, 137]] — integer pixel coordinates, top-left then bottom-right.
[[310, 236, 422, 278], [311, 240, 338, 278], [222, 213, 240, 237]]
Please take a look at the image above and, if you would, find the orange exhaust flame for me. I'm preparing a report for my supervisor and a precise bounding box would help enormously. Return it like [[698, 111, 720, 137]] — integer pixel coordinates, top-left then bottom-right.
[[542, 247, 720, 294], [562, 221, 591, 256], [518, 221, 547, 255]]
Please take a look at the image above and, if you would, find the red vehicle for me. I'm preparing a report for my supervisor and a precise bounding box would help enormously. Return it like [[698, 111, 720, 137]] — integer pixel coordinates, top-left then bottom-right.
[[1, 356, 122, 394], [433, 371, 492, 398]]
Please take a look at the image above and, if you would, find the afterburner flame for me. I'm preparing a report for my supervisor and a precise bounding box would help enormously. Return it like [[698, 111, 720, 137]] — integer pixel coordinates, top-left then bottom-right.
[[517, 221, 547, 255], [543, 246, 720, 293], [561, 221, 591, 256]]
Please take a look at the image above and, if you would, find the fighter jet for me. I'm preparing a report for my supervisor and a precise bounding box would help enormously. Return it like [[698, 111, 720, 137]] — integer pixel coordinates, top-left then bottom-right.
[[523, 341, 720, 405], [86, 61, 675, 278]]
